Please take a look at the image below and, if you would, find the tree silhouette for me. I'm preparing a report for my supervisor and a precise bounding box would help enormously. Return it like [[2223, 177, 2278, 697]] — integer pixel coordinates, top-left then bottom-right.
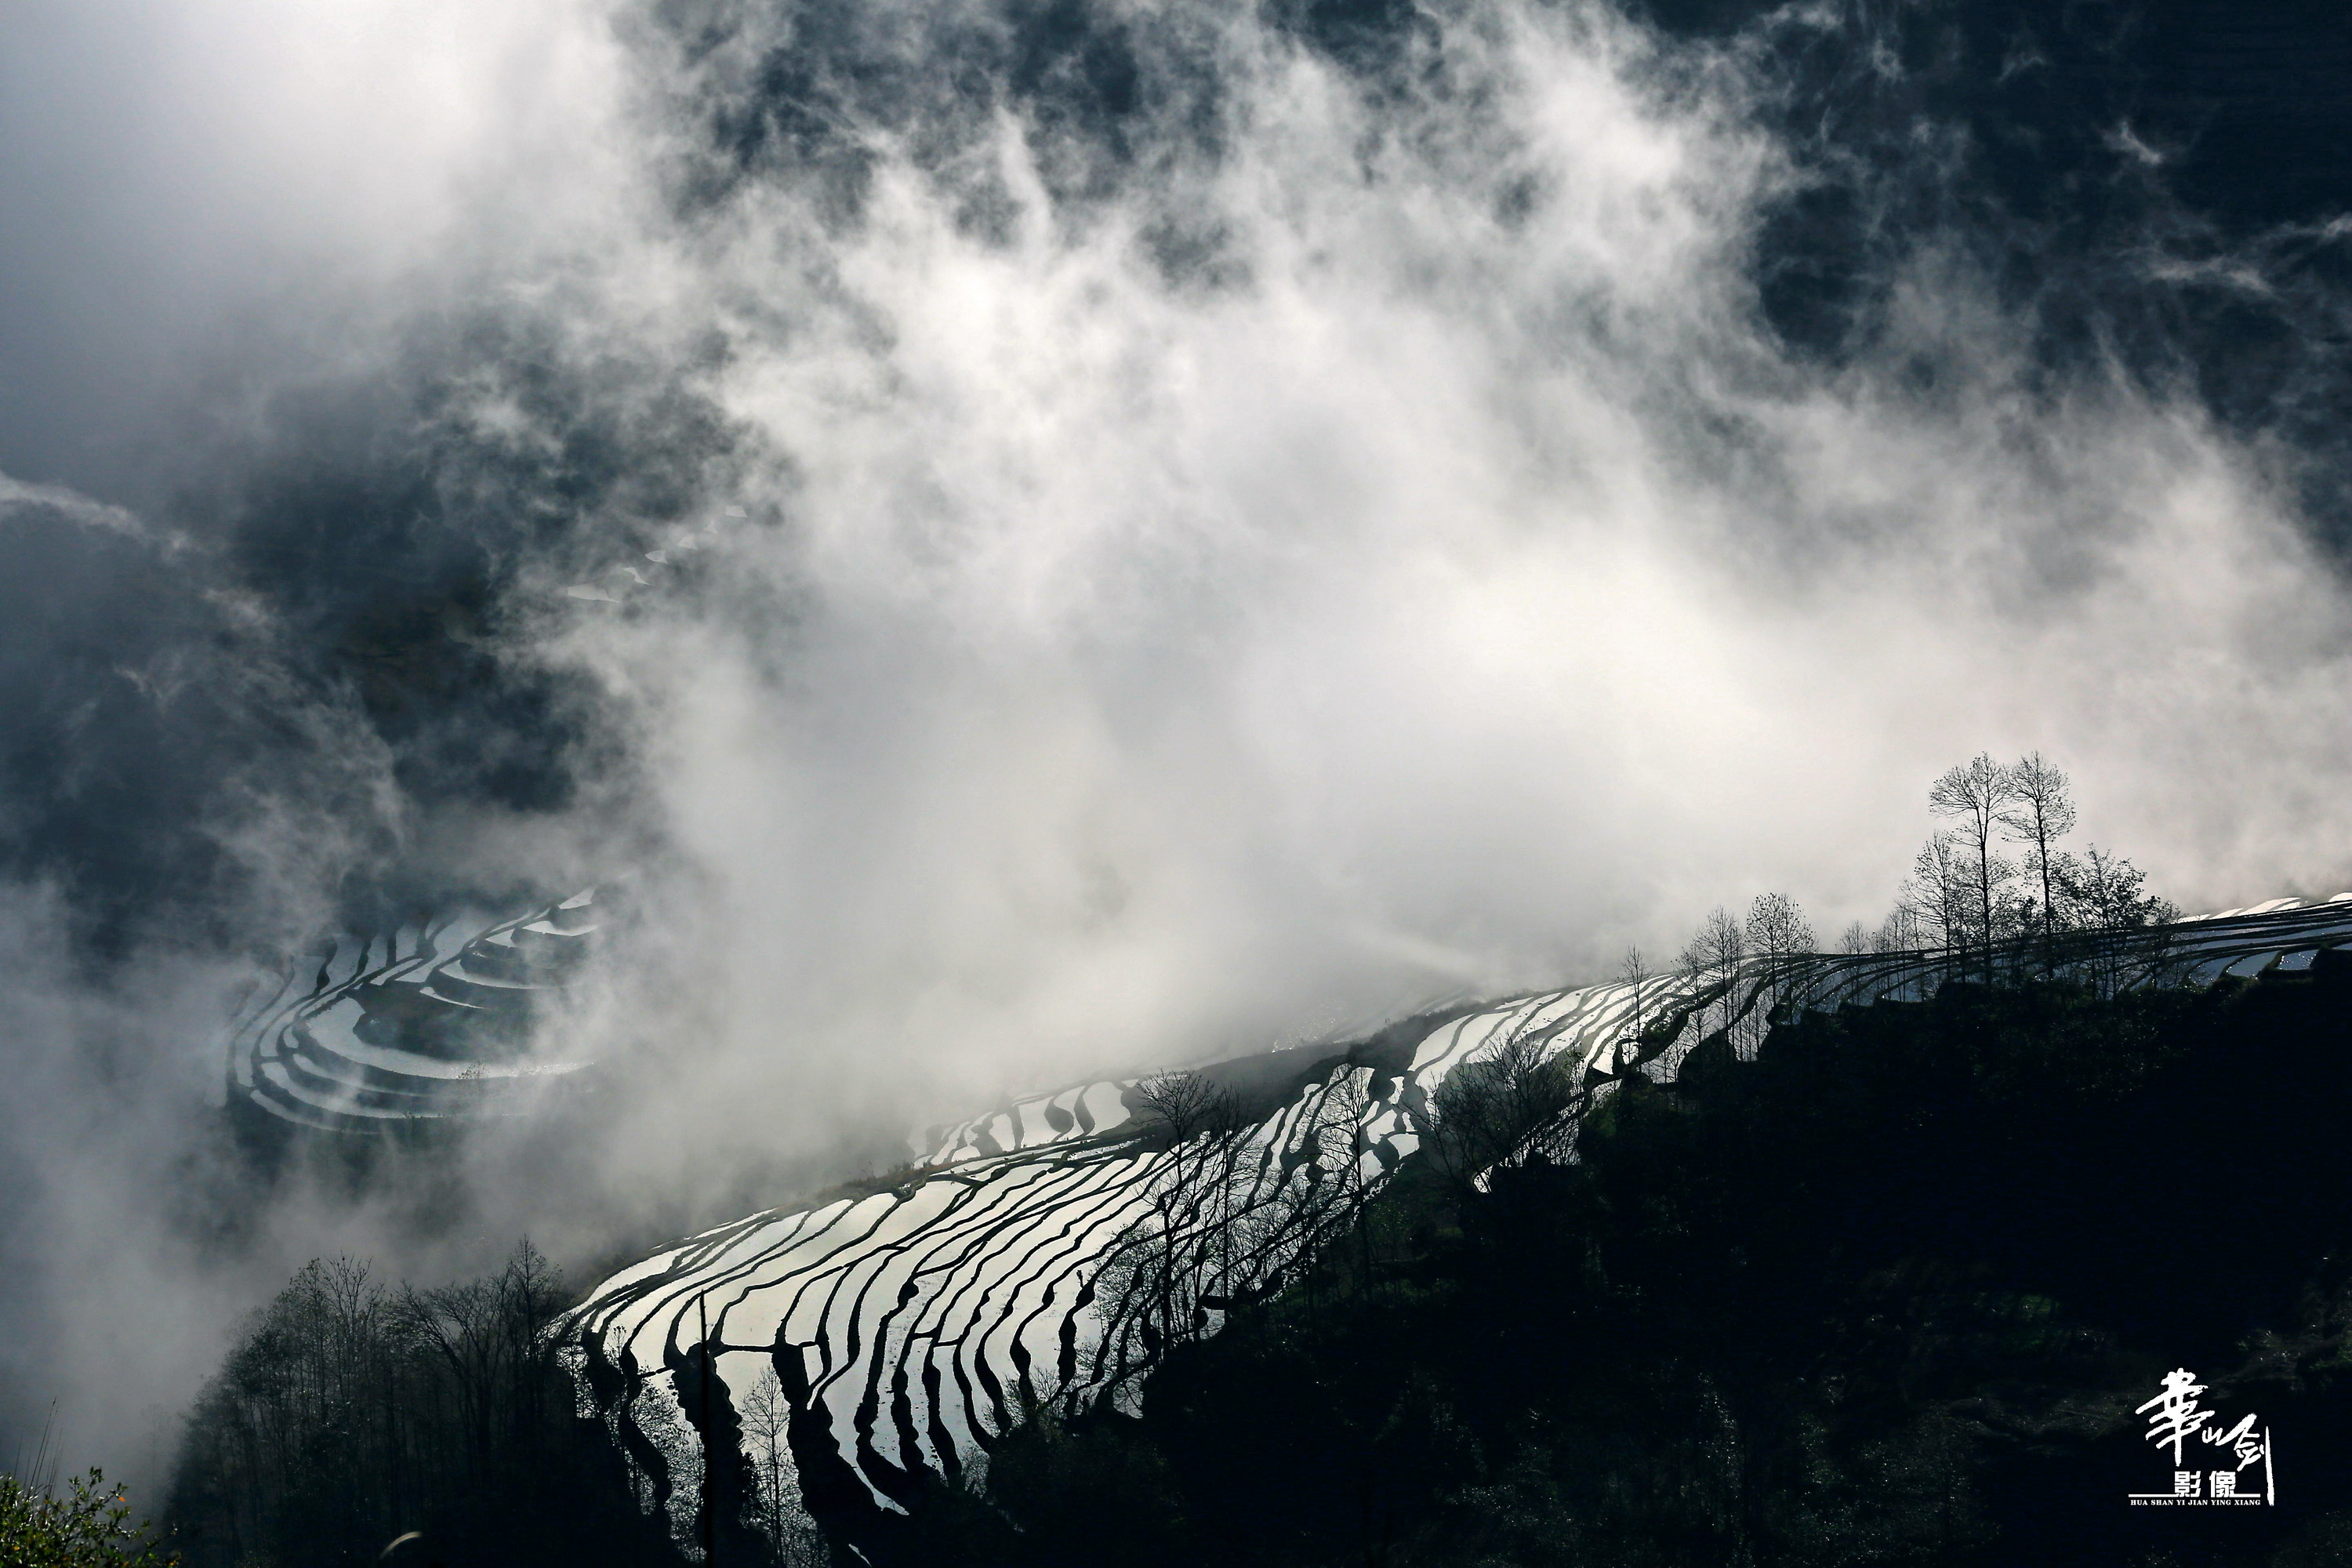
[[1998, 751, 2078, 951], [1745, 894, 1816, 1039], [1927, 753, 2020, 978], [1426, 1025, 1582, 1195], [1616, 946, 1650, 1068], [167, 1243, 672, 1568], [1679, 907, 1745, 1052]]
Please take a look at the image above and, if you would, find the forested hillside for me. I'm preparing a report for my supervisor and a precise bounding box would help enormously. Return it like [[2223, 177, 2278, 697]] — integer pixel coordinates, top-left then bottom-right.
[[881, 966, 2352, 1568], [164, 1245, 680, 1568]]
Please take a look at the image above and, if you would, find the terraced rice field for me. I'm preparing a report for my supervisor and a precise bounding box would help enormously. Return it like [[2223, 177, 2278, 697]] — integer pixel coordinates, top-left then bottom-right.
[[560, 893, 2352, 1547], [221, 889, 604, 1133]]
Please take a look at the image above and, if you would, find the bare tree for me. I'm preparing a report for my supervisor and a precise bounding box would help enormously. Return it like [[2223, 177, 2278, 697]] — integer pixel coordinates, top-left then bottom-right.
[[1875, 904, 1926, 955], [1303, 1065, 1380, 1305], [1093, 1072, 1256, 1376], [737, 1365, 786, 1548], [1998, 751, 2078, 946], [1928, 754, 2021, 977], [1134, 1070, 1235, 1146], [2057, 846, 2177, 932], [1132, 1071, 1240, 1333], [1679, 906, 1745, 1048], [1745, 894, 1813, 968], [1091, 1061, 1389, 1400], [1840, 921, 1870, 955], [1744, 893, 1816, 1042], [1616, 946, 1650, 1069], [737, 1367, 826, 1566], [1901, 830, 1971, 967]]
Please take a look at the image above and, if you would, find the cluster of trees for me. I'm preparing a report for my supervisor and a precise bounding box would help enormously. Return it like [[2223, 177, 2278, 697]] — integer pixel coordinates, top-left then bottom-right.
[[1654, 753, 2178, 1045], [1886, 752, 2174, 966], [165, 1243, 677, 1568], [1653, 891, 1819, 1059], [1422, 1026, 1583, 1189]]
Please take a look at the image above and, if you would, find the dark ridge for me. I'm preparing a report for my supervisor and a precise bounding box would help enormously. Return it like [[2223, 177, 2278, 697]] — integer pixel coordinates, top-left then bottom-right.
[[891, 963, 2352, 1567]]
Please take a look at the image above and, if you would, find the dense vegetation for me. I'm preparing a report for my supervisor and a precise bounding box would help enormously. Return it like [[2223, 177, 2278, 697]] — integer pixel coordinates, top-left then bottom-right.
[[0, 1470, 176, 1568], [162, 1244, 679, 1568], [879, 962, 2352, 1567]]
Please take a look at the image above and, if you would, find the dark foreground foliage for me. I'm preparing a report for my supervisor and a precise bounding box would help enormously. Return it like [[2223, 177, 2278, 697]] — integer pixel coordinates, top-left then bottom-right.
[[165, 1243, 681, 1568], [887, 959, 2352, 1568], [0, 1469, 176, 1568]]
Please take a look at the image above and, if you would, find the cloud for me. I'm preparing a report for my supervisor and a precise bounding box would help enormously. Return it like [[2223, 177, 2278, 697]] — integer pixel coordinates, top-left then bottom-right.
[[538, 0, 2352, 1140], [0, 0, 631, 502], [0, 471, 147, 538]]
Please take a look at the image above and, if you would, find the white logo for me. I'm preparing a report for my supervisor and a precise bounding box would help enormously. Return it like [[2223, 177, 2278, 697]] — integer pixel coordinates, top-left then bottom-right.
[[2126, 1369, 2274, 1507]]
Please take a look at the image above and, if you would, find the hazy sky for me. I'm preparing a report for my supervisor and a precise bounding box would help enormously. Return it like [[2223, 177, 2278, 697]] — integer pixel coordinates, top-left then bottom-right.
[[4, 0, 2351, 1487]]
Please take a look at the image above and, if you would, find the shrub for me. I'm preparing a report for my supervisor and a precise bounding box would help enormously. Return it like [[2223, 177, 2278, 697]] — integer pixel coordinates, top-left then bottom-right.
[[0, 1468, 176, 1568]]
